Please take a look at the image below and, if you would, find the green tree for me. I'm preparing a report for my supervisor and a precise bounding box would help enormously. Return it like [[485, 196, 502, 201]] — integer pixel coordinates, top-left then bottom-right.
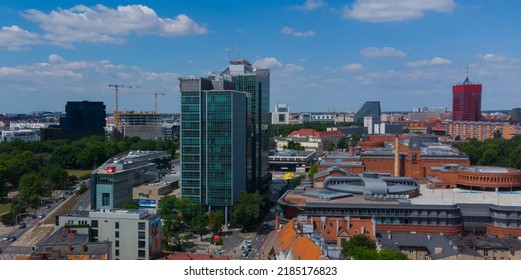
[[208, 210, 225, 235], [337, 137, 349, 150], [231, 192, 264, 231], [308, 163, 319, 179], [341, 234, 376, 260], [325, 142, 335, 152], [191, 209, 209, 240], [123, 200, 139, 209], [283, 140, 305, 151], [289, 175, 304, 189], [377, 249, 409, 260], [158, 196, 204, 250], [18, 172, 47, 206]]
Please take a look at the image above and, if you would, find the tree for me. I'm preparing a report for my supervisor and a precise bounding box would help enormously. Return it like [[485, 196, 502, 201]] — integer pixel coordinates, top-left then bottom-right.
[[377, 249, 409, 260], [308, 163, 319, 179], [208, 210, 225, 235], [341, 234, 376, 260], [289, 175, 304, 189], [325, 142, 335, 152], [231, 192, 264, 231], [158, 196, 205, 251], [18, 173, 47, 206], [191, 209, 209, 240], [493, 129, 502, 139], [337, 137, 349, 150], [123, 200, 139, 209], [283, 140, 305, 151]]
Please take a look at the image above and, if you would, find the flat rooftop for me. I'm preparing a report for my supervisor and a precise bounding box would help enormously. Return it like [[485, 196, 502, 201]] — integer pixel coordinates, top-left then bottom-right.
[[283, 184, 521, 207]]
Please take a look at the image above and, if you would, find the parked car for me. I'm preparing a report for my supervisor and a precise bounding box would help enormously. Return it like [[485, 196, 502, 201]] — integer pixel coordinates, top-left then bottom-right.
[[242, 250, 249, 257], [18, 223, 27, 229]]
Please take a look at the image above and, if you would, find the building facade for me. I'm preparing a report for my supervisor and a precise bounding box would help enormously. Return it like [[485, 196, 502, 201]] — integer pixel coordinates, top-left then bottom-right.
[[452, 75, 482, 122], [447, 121, 517, 140], [179, 77, 247, 219], [90, 150, 171, 209], [271, 104, 290, 125], [57, 209, 162, 260], [354, 101, 381, 124]]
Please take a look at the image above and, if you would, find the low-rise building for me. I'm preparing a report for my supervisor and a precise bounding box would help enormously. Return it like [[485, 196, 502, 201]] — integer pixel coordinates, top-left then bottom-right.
[[57, 209, 162, 260]]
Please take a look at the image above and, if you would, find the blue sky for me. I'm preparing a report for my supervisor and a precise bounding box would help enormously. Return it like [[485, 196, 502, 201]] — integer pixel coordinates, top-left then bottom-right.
[[0, 0, 520, 114]]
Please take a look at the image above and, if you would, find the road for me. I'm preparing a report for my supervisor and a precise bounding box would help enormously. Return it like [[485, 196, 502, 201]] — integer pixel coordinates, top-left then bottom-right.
[[0, 181, 90, 260]]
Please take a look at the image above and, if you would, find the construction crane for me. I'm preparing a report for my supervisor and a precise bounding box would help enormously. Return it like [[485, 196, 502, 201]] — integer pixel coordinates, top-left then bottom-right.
[[108, 84, 139, 141], [154, 93, 165, 113]]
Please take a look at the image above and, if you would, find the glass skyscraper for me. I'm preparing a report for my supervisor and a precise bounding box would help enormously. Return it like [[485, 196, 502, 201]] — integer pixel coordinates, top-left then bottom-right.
[[354, 101, 381, 124], [179, 77, 247, 220]]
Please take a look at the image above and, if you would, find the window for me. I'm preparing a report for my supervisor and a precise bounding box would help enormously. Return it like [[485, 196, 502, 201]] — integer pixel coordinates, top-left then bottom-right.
[[138, 231, 146, 239], [102, 193, 110, 207], [91, 220, 98, 228], [138, 241, 146, 248], [409, 248, 414, 255], [115, 222, 119, 229], [115, 231, 120, 238], [138, 250, 146, 259], [483, 250, 489, 257], [115, 250, 119, 257], [138, 222, 146, 231], [115, 240, 119, 247]]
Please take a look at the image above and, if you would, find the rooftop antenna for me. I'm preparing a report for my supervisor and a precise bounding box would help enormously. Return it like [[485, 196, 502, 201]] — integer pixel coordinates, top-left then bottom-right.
[[463, 66, 470, 84]]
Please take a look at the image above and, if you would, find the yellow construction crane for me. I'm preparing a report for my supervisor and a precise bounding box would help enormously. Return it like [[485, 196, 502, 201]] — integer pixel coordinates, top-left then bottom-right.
[[108, 84, 139, 141]]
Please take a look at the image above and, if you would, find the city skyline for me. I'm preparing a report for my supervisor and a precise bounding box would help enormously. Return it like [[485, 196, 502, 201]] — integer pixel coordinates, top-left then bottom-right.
[[1, 1, 521, 114]]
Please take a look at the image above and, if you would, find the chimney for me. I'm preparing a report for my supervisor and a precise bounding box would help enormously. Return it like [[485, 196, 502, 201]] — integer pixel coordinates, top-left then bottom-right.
[[348, 145, 354, 157], [394, 135, 400, 176]]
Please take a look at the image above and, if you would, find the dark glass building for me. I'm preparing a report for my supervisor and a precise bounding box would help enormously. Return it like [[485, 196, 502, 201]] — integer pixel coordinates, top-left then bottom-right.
[[354, 101, 381, 124], [220, 60, 271, 192], [41, 101, 106, 140]]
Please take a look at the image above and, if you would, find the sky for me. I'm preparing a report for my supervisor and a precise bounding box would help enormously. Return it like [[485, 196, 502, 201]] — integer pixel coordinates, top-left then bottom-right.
[[1, 0, 521, 114]]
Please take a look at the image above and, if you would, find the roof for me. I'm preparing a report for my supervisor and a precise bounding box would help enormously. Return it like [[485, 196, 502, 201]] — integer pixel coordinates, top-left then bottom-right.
[[288, 128, 317, 137], [377, 233, 459, 260], [274, 218, 325, 260], [157, 253, 229, 260]]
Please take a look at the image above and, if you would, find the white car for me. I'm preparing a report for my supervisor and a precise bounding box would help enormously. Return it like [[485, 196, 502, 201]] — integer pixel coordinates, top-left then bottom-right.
[[3, 235, 12, 241]]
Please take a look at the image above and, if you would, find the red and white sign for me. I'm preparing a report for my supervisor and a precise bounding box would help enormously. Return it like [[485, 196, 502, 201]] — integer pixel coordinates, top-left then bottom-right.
[[106, 166, 116, 173]]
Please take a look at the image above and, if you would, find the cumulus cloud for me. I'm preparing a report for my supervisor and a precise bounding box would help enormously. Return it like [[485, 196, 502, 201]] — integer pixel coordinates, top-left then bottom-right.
[[22, 4, 207, 48], [293, 0, 325, 11], [48, 54, 65, 63], [360, 47, 406, 57], [280, 26, 316, 37], [253, 57, 282, 69], [343, 0, 455, 22], [342, 63, 365, 71], [483, 53, 506, 62], [407, 57, 452, 67], [0, 25, 43, 50]]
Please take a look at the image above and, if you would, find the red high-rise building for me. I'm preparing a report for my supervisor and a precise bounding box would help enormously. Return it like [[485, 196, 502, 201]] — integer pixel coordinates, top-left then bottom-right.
[[452, 74, 482, 121]]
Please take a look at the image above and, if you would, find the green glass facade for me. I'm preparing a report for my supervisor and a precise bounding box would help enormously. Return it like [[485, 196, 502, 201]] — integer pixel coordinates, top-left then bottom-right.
[[180, 77, 247, 208]]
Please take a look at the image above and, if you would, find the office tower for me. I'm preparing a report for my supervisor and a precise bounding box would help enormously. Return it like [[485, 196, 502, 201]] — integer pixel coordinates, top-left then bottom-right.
[[220, 60, 271, 192], [452, 73, 482, 121], [179, 77, 247, 221], [354, 101, 381, 124], [41, 101, 106, 141]]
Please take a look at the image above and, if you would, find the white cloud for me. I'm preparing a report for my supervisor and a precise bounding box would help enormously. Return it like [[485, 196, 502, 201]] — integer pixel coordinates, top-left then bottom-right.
[[342, 63, 365, 71], [280, 26, 316, 37], [48, 54, 65, 63], [284, 64, 306, 73], [360, 47, 406, 57], [253, 57, 282, 69], [343, 0, 455, 22], [293, 0, 325, 11], [483, 53, 506, 62], [22, 4, 207, 48], [407, 57, 452, 67], [0, 25, 43, 50]]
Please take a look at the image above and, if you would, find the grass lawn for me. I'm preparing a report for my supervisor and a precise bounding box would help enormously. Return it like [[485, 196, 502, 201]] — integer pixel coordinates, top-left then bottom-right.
[[0, 203, 11, 216], [67, 169, 92, 179]]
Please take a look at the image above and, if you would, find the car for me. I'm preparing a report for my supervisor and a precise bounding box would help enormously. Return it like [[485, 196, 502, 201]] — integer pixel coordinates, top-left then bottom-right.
[[2, 235, 12, 241], [8, 236, 16, 242], [45, 205, 51, 209], [38, 213, 45, 219], [18, 223, 27, 229], [242, 250, 249, 257]]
